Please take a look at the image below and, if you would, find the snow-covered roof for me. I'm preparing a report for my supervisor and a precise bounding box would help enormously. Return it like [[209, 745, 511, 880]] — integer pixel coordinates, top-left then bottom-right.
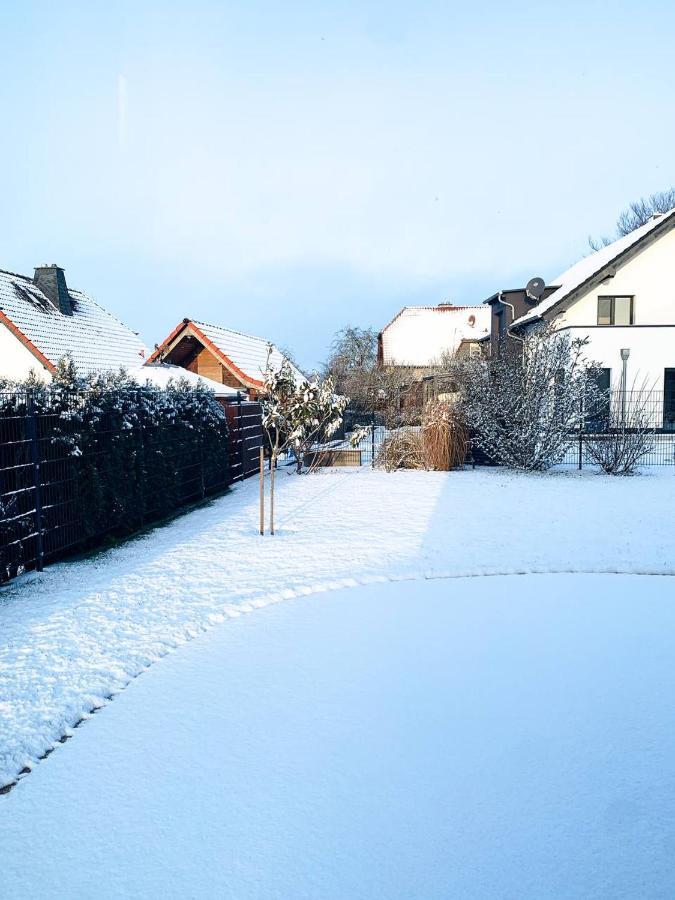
[[0, 268, 147, 375], [149, 318, 304, 387], [512, 208, 675, 328], [380, 305, 490, 366], [133, 364, 240, 397]]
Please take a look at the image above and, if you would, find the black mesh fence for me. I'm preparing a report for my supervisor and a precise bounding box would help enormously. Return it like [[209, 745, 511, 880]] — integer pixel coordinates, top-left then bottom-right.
[[330, 389, 675, 469], [0, 389, 250, 584]]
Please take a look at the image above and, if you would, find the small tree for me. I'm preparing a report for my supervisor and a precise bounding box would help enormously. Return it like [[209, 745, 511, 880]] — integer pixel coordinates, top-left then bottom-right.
[[262, 358, 348, 474], [460, 326, 598, 470]]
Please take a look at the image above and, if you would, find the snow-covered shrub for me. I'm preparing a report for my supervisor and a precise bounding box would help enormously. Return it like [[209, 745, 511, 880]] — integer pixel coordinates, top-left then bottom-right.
[[460, 326, 598, 471], [262, 358, 347, 473], [0, 358, 231, 574]]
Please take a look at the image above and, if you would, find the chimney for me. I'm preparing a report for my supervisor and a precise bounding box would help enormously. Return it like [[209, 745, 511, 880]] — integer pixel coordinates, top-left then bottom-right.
[[33, 264, 72, 315]]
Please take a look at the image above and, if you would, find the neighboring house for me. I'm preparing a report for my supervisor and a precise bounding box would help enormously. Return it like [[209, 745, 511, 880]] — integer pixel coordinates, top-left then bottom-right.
[[378, 304, 490, 374], [148, 318, 303, 398], [485, 209, 675, 423], [0, 264, 147, 380]]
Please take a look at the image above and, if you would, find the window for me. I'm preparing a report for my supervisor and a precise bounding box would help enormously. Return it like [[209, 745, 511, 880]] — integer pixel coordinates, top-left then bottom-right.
[[586, 367, 611, 432], [597, 296, 634, 325], [496, 310, 505, 338], [665, 369, 675, 431]]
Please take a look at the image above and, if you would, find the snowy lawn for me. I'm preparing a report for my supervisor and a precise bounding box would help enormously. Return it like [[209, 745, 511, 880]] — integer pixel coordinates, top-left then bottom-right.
[[0, 465, 674, 793], [3, 573, 675, 899]]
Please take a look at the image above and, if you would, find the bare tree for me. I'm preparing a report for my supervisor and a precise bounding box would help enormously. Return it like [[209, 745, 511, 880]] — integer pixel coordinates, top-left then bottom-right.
[[584, 380, 656, 475], [323, 325, 414, 422], [459, 326, 598, 470], [589, 188, 675, 250]]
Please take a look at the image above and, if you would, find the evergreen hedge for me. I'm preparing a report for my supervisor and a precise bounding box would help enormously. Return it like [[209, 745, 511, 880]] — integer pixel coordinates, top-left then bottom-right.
[[0, 360, 230, 580]]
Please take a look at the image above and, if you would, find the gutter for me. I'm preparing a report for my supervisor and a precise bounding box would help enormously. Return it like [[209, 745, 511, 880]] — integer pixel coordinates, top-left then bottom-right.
[[497, 292, 525, 344]]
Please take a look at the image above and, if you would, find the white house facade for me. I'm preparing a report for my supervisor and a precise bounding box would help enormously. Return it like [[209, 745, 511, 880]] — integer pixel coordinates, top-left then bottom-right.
[[378, 304, 490, 369], [508, 209, 675, 425]]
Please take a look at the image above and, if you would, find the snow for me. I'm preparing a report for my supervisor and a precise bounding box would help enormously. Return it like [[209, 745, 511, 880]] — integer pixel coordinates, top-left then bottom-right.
[[191, 318, 305, 383], [511, 207, 675, 327], [131, 362, 240, 396], [3, 572, 675, 898], [1, 466, 674, 792]]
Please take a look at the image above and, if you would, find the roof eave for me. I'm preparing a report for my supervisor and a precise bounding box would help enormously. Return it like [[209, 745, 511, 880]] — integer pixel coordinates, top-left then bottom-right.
[[527, 210, 675, 323], [0, 310, 57, 373]]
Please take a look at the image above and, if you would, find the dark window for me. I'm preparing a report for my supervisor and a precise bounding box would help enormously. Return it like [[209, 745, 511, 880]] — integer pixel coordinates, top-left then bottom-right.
[[496, 310, 505, 338], [665, 369, 675, 431], [597, 296, 634, 325], [586, 367, 611, 432]]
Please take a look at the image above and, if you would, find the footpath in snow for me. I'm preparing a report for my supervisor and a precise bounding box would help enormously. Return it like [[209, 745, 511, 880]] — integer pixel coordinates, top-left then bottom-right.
[[3, 574, 675, 899], [1, 466, 674, 787]]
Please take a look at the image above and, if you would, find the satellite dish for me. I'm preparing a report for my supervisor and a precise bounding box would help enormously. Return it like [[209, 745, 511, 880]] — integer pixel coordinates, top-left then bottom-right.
[[525, 277, 545, 301]]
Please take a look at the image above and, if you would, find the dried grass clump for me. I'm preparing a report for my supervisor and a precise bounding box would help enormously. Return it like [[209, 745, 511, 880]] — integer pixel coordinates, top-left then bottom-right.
[[422, 400, 468, 470], [375, 430, 425, 472], [375, 401, 468, 472]]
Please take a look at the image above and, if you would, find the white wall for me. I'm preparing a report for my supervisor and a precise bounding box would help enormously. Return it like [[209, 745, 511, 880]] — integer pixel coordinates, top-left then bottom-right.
[[552, 226, 675, 392], [559, 226, 675, 328], [382, 307, 490, 366], [0, 323, 52, 382], [562, 326, 673, 392]]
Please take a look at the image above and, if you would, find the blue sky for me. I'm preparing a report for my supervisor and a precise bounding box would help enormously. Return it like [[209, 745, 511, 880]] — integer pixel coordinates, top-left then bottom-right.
[[1, 1, 674, 370]]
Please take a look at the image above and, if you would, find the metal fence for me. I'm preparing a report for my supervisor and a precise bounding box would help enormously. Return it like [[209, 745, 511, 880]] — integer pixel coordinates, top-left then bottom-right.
[[0, 390, 263, 584], [560, 390, 675, 467], [332, 389, 675, 469]]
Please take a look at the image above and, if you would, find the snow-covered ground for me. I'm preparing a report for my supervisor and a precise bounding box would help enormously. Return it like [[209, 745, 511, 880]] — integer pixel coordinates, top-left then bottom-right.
[[1, 466, 674, 790], [4, 573, 675, 899]]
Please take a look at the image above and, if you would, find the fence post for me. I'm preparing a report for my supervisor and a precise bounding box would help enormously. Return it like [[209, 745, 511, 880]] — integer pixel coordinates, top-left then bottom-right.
[[578, 396, 584, 470], [199, 430, 206, 499], [137, 393, 147, 521], [26, 391, 45, 572], [371, 412, 375, 469], [237, 392, 245, 476]]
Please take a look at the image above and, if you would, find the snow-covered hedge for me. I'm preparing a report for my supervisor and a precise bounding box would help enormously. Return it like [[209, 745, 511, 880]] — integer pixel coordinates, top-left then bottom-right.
[[0, 359, 230, 580]]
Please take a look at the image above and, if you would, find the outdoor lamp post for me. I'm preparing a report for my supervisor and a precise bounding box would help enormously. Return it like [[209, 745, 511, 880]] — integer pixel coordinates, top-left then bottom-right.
[[620, 348, 630, 423]]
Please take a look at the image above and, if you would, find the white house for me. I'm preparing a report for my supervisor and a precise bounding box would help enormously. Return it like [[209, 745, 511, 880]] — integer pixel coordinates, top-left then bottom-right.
[[0, 264, 148, 380], [378, 304, 490, 369], [504, 209, 675, 423]]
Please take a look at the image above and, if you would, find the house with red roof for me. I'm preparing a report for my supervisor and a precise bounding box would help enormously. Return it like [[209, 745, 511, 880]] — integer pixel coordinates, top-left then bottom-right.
[[0, 264, 148, 381], [148, 318, 303, 398], [378, 303, 490, 372]]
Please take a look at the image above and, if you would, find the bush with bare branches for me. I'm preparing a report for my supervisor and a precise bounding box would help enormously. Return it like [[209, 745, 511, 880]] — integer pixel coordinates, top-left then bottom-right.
[[584, 385, 656, 475]]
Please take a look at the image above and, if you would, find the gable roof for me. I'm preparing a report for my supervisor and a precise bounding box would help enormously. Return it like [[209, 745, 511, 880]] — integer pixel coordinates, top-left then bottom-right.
[[0, 268, 147, 375], [511, 208, 675, 328], [148, 318, 304, 388], [379, 305, 490, 366]]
